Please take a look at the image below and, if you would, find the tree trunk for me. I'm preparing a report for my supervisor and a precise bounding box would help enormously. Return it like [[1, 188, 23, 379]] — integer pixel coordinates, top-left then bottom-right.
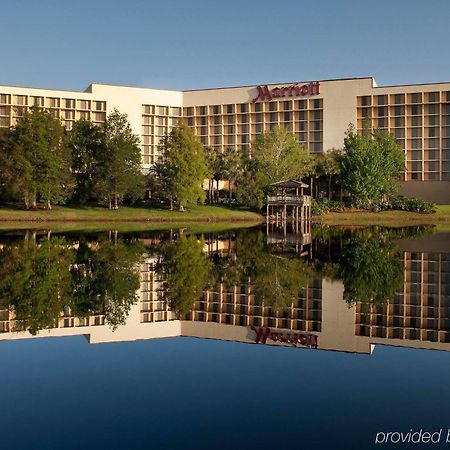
[[47, 199, 52, 210], [109, 198, 112, 210], [114, 195, 118, 209], [310, 177, 314, 199]]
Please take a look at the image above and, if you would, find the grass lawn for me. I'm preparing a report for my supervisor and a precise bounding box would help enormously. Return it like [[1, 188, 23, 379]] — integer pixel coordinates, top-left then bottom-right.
[[0, 204, 263, 231], [316, 205, 450, 231]]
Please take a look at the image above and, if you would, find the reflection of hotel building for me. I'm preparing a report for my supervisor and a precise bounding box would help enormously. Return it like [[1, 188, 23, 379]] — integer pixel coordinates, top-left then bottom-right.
[[1, 77, 449, 202], [0, 245, 448, 355]]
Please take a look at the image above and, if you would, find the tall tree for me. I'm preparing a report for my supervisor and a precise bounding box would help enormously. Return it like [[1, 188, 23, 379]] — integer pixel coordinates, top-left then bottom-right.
[[68, 119, 104, 204], [319, 149, 342, 200], [158, 123, 208, 210], [340, 127, 405, 207], [222, 147, 243, 203], [237, 126, 310, 208], [204, 146, 222, 203], [9, 108, 73, 209], [95, 109, 144, 209]]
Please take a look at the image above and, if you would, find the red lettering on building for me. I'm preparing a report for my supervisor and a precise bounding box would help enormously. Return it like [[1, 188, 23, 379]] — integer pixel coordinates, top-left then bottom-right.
[[250, 326, 318, 349], [251, 81, 320, 102]]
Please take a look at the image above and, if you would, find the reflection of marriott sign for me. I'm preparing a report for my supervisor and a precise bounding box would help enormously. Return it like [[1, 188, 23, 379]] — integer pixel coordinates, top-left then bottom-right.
[[251, 326, 318, 349], [251, 81, 320, 102]]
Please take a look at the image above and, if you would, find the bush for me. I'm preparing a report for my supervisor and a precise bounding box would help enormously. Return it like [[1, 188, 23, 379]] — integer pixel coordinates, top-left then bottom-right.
[[312, 199, 345, 215], [371, 196, 435, 214]]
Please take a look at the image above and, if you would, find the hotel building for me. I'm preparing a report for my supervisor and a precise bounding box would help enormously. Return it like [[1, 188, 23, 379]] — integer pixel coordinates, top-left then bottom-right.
[[0, 77, 449, 202]]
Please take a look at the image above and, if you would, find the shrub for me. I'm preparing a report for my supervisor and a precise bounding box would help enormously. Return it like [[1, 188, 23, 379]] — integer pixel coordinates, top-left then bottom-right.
[[371, 196, 436, 214], [312, 199, 345, 215]]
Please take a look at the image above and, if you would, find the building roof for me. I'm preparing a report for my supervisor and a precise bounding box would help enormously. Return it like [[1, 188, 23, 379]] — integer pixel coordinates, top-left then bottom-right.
[[269, 180, 309, 189]]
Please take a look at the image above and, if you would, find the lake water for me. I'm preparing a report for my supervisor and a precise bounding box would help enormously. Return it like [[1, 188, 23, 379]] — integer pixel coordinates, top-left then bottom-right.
[[0, 225, 449, 449]]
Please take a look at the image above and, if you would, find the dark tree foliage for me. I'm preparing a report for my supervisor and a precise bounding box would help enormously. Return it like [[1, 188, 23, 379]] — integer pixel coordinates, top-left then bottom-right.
[[68, 119, 105, 204], [157, 236, 211, 316]]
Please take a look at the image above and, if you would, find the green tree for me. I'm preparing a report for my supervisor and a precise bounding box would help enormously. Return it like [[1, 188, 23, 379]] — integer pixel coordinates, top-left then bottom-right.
[[340, 127, 405, 207], [68, 119, 104, 204], [0, 236, 74, 335], [317, 149, 342, 200], [222, 147, 243, 203], [252, 125, 310, 186], [339, 234, 405, 305], [237, 126, 310, 208], [158, 123, 208, 210], [157, 236, 211, 316], [204, 146, 222, 204], [235, 155, 264, 208], [0, 128, 15, 201], [95, 109, 145, 209], [9, 108, 73, 209]]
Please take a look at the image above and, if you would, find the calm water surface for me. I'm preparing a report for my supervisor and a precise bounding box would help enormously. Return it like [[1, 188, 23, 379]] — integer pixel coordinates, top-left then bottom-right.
[[0, 226, 448, 450]]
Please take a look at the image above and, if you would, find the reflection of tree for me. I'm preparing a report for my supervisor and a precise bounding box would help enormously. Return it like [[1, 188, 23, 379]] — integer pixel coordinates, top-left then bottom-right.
[[339, 235, 404, 305], [157, 236, 211, 316], [0, 234, 143, 334], [253, 256, 311, 308], [0, 237, 73, 335], [71, 238, 143, 330], [212, 230, 312, 309]]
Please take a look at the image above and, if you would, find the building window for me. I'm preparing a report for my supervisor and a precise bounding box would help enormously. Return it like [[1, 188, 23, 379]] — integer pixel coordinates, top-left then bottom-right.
[[254, 102, 262, 112], [360, 96, 371, 106], [394, 94, 403, 104], [213, 105, 219, 115], [269, 102, 277, 112], [411, 93, 421, 103], [226, 104, 234, 114], [240, 103, 248, 113]]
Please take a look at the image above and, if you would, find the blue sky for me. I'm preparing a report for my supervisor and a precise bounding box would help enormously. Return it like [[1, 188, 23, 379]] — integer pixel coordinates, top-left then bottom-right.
[[1, 0, 449, 91]]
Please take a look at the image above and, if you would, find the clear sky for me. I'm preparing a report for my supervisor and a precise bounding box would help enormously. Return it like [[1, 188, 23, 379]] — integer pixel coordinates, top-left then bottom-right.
[[1, 0, 449, 92]]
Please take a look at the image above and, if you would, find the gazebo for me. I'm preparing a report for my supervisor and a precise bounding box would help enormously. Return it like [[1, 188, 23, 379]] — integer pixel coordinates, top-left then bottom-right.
[[266, 179, 312, 222]]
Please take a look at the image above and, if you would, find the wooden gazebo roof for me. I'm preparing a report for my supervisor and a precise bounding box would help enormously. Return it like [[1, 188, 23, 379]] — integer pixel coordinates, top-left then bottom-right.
[[269, 180, 309, 189]]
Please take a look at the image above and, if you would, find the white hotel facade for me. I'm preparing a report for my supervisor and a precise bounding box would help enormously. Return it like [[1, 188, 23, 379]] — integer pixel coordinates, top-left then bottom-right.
[[0, 76, 449, 202]]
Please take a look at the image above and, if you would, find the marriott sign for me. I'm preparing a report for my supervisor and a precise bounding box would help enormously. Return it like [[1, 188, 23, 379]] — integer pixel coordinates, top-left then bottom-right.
[[251, 81, 320, 102]]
